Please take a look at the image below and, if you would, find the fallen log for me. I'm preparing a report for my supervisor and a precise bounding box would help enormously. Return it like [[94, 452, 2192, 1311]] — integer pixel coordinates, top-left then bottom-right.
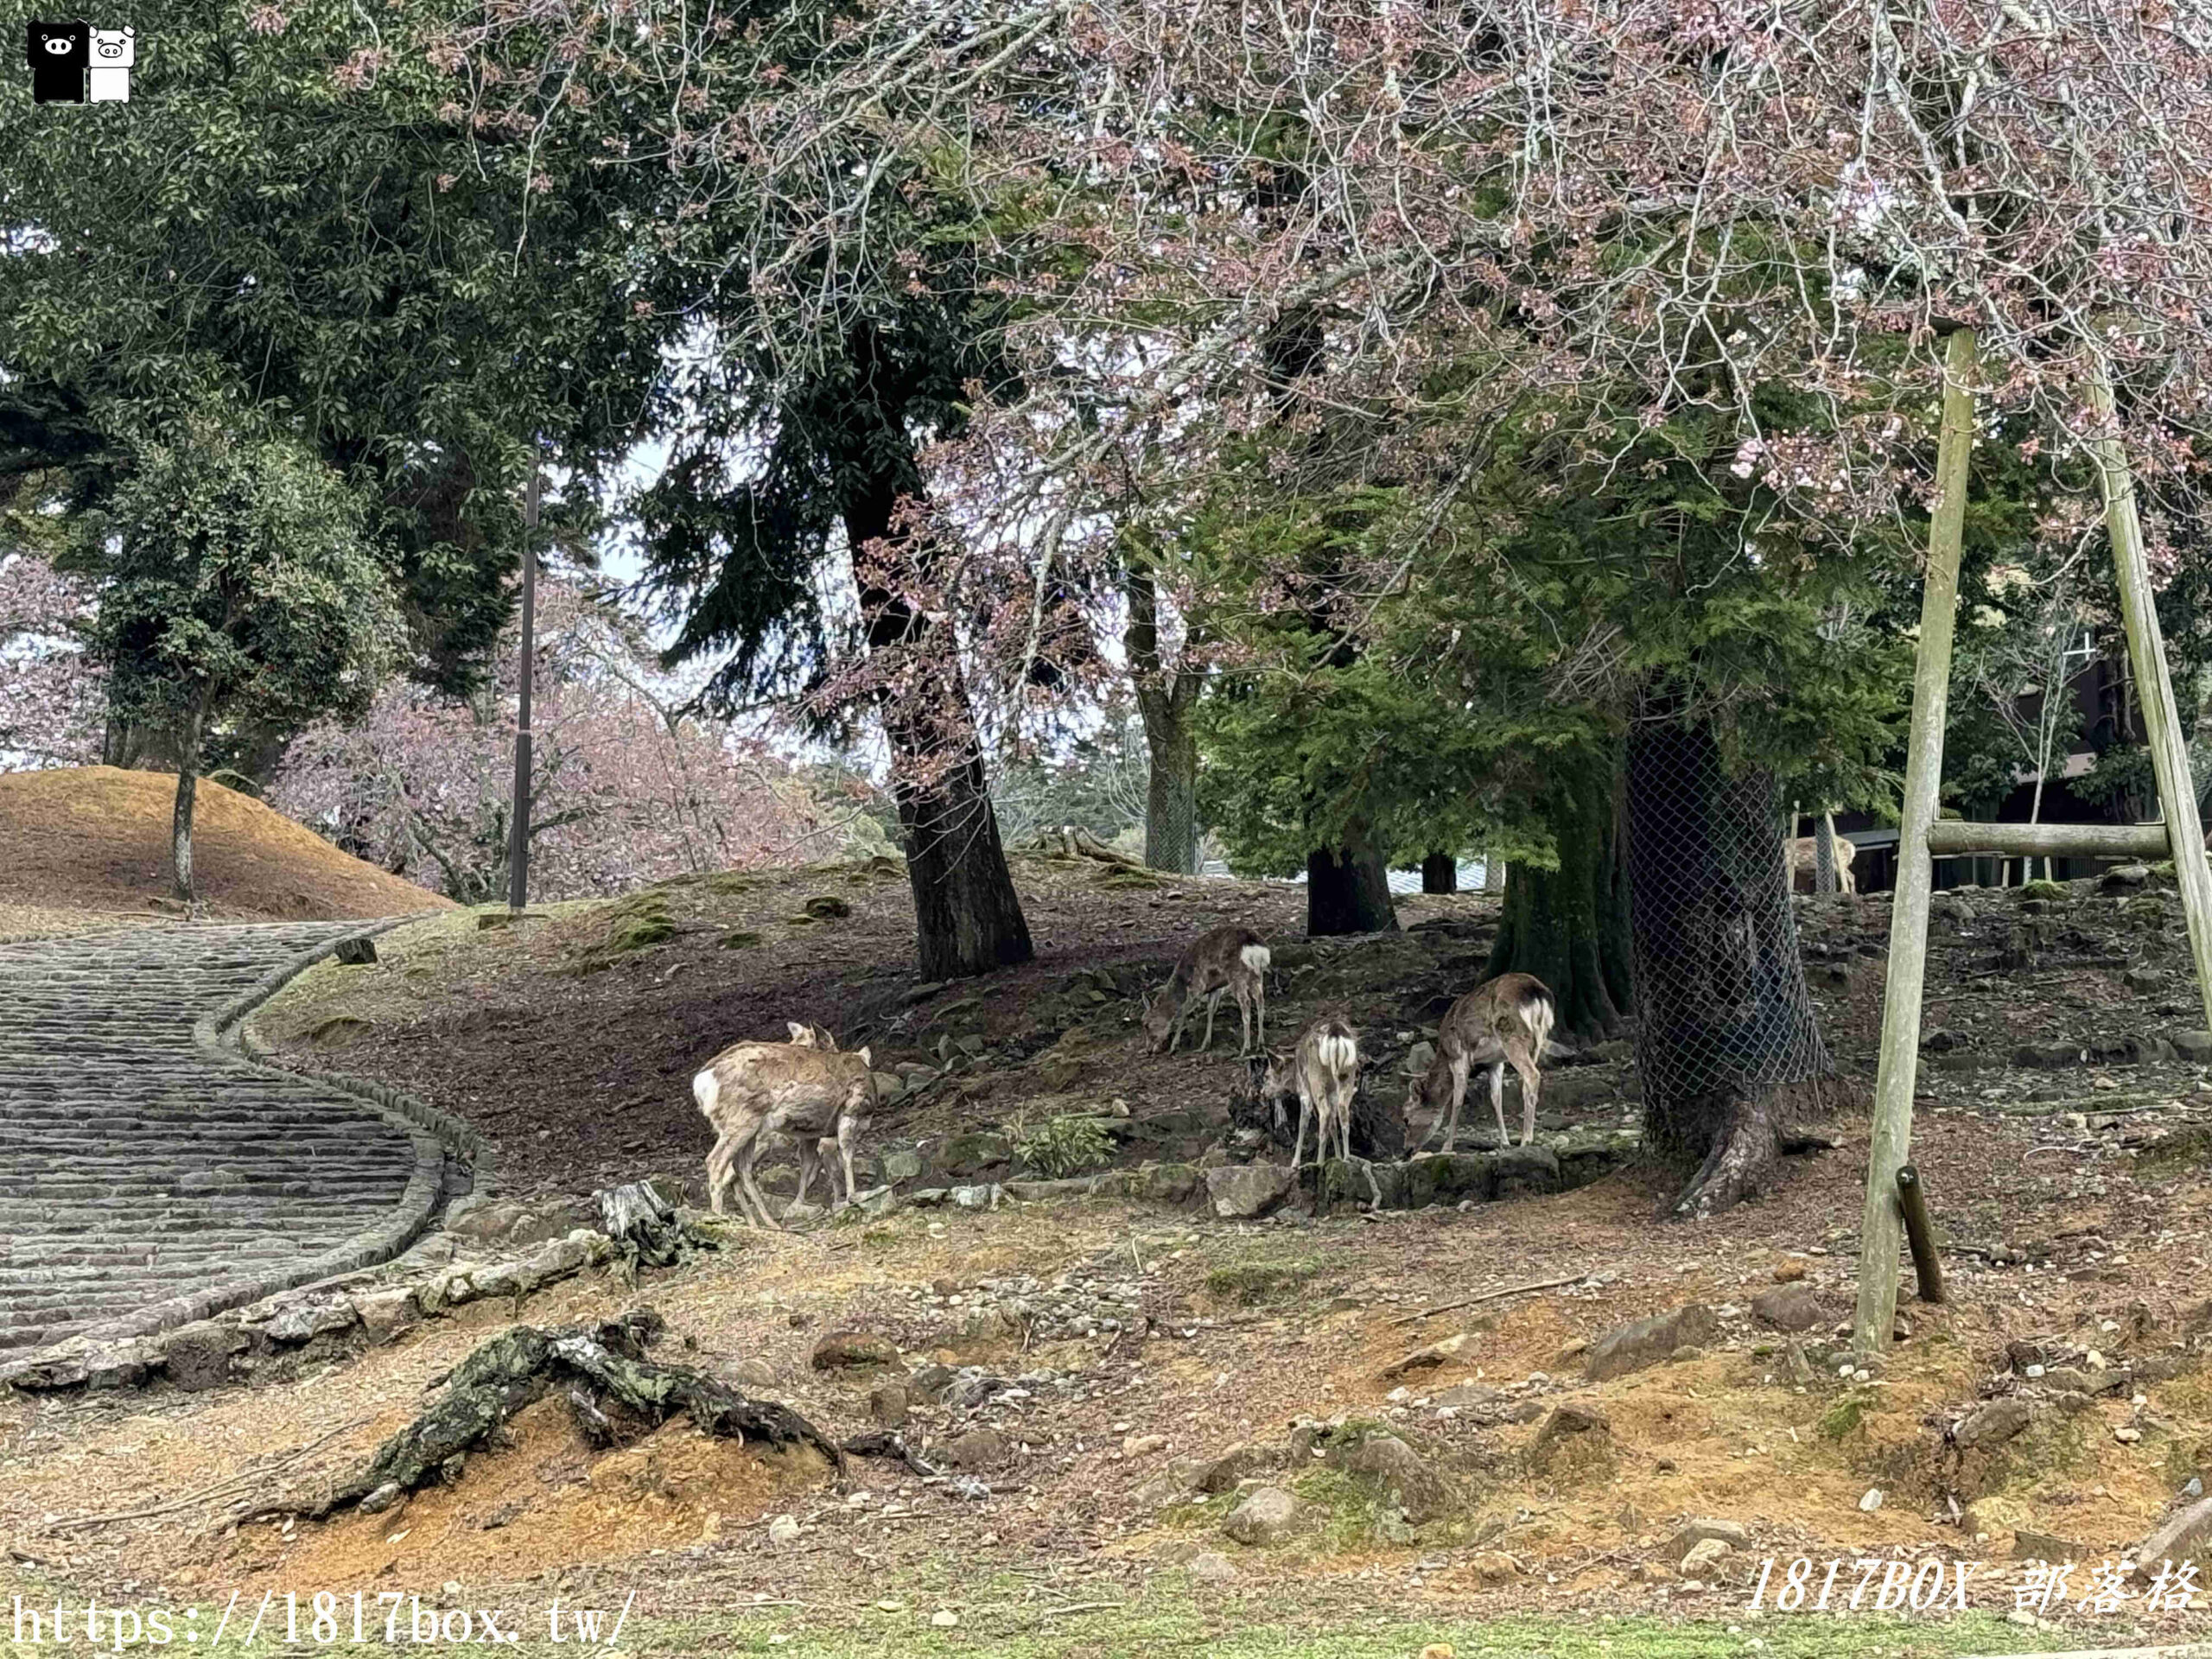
[[312, 1308, 844, 1517]]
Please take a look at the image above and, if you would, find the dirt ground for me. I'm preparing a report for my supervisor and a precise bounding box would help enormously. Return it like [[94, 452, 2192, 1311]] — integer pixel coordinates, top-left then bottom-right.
[[10, 855, 2212, 1655], [0, 766, 452, 925]]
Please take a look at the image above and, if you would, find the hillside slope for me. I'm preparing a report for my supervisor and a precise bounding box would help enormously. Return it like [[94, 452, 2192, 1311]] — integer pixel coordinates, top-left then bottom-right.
[[0, 766, 454, 925]]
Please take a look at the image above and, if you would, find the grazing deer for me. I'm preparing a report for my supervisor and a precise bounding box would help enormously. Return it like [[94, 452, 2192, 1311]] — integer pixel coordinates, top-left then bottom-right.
[[1261, 1015, 1383, 1208], [1143, 925, 1271, 1055], [695, 1037, 877, 1229], [1407, 973, 1556, 1153]]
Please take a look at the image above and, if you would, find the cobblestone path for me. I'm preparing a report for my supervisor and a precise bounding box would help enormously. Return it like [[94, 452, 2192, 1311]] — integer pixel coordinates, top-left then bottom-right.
[[0, 923, 427, 1355]]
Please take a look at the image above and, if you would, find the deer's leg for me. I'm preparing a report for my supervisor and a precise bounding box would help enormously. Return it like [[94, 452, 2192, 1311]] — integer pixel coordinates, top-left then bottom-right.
[[704, 1133, 737, 1217], [1199, 988, 1224, 1052], [736, 1136, 781, 1232], [837, 1123, 859, 1209], [1440, 1056, 1471, 1154], [1290, 1091, 1311, 1171], [1235, 983, 1255, 1055], [1254, 979, 1266, 1051], [1515, 1053, 1541, 1147], [790, 1137, 817, 1214], [1489, 1060, 1510, 1147]]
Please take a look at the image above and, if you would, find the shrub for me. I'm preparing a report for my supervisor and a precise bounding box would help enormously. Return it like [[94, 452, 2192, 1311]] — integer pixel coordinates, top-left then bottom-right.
[[1012, 1114, 1115, 1178]]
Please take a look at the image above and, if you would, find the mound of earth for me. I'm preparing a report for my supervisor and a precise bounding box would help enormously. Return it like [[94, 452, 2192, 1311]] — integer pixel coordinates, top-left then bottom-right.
[[0, 766, 452, 924]]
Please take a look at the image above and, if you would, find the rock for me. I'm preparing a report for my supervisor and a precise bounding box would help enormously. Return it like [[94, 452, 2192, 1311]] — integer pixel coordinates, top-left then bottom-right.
[[256, 1295, 359, 1345], [1401, 1153, 1495, 1209], [1466, 1551, 1522, 1583], [802, 894, 852, 918], [1524, 1403, 1613, 1479], [1955, 1398, 2036, 1449], [1204, 1163, 1295, 1219], [1130, 1162, 1203, 1205], [810, 1331, 903, 1371], [358, 1482, 404, 1516], [2104, 864, 2152, 891], [2015, 1527, 2090, 1563], [2126, 968, 2164, 994], [934, 1132, 1014, 1178], [929, 1610, 958, 1629], [869, 1382, 911, 1428], [333, 935, 379, 965], [1122, 1433, 1169, 1459], [161, 1320, 246, 1391], [1381, 1333, 1471, 1380], [1669, 1519, 1751, 1555], [2175, 1031, 2212, 1063], [1188, 1552, 1239, 1583], [2013, 1041, 2083, 1069], [879, 1149, 925, 1185], [1434, 1382, 1498, 1409], [1131, 1462, 1199, 1510], [352, 1287, 421, 1341], [1921, 1027, 1962, 1052], [1405, 1041, 1437, 1076], [949, 1182, 1001, 1211], [1195, 1441, 1284, 1494], [942, 1429, 1011, 1471], [2135, 1493, 2212, 1577], [1750, 1283, 1824, 1333], [1490, 1144, 1562, 1197], [767, 1514, 800, 1546], [730, 1357, 779, 1390], [1223, 1485, 1305, 1547], [1859, 1489, 1884, 1512], [1681, 1537, 1733, 1575], [1335, 1430, 1458, 1524], [1632, 1561, 1676, 1584], [1585, 1305, 1719, 1381]]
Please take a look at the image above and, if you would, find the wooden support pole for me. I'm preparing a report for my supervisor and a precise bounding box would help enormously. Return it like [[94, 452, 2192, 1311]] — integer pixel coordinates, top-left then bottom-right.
[[1896, 1164, 1946, 1305], [1924, 821, 2171, 860], [1853, 326, 1977, 1357], [2085, 360, 2212, 1033]]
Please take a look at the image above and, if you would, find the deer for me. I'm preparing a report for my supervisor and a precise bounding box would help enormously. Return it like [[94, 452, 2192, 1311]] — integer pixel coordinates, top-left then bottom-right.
[[1407, 973, 1556, 1154], [1259, 1014, 1383, 1208], [1142, 925, 1271, 1056], [695, 1033, 877, 1229], [1786, 817, 1856, 895]]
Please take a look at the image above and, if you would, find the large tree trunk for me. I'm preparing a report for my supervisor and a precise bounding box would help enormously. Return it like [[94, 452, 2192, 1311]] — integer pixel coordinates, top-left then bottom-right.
[[170, 690, 211, 905], [844, 456, 1033, 982], [1421, 851, 1458, 894], [1306, 824, 1398, 936], [1625, 715, 1832, 1217], [1486, 760, 1632, 1039], [1123, 560, 1203, 874]]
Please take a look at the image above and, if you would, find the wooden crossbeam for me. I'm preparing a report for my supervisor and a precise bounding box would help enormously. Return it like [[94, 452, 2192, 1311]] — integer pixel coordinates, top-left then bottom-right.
[[1923, 821, 2172, 860]]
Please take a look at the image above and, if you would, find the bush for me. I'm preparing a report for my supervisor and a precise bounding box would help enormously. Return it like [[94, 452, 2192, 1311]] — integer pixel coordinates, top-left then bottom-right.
[[1012, 1114, 1115, 1178]]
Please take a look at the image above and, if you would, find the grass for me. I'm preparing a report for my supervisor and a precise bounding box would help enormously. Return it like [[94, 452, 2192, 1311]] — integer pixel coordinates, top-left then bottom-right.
[[1203, 1256, 1325, 1305]]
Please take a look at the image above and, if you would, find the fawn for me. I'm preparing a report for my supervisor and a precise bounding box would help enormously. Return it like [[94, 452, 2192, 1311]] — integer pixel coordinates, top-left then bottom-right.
[[1143, 925, 1271, 1055], [695, 1032, 876, 1228], [1260, 1014, 1384, 1207], [1407, 973, 1556, 1152]]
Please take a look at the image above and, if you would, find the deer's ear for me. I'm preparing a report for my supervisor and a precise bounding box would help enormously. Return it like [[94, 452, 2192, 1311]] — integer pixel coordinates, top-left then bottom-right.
[[857, 1046, 873, 1067]]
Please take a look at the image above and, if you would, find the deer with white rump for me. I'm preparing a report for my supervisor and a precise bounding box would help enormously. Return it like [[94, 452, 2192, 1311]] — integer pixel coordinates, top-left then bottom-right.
[[695, 1027, 876, 1229], [1143, 924, 1271, 1055], [1259, 1014, 1384, 1208], [1407, 973, 1556, 1153]]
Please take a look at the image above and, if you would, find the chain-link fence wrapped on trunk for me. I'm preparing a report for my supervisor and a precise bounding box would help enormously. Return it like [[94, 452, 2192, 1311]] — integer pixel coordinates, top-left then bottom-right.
[[1626, 714, 1834, 1217]]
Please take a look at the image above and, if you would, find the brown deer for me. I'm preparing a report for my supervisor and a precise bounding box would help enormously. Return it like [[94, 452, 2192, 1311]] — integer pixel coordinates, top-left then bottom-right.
[[1261, 1014, 1382, 1207], [695, 1036, 877, 1228], [1786, 817, 1856, 895], [1143, 925, 1271, 1055], [1407, 973, 1556, 1153]]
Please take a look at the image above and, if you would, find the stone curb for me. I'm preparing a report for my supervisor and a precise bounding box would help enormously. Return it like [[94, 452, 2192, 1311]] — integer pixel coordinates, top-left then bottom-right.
[[22, 917, 490, 1356]]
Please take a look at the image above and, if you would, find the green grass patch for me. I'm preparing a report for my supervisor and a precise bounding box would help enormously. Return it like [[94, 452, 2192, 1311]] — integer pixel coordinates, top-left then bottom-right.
[[719, 929, 763, 950], [2016, 879, 2070, 900], [1817, 1392, 1871, 1441], [1202, 1256, 1325, 1306]]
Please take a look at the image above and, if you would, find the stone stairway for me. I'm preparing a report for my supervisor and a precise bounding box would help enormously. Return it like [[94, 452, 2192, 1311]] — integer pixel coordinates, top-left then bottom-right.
[[0, 922, 429, 1356]]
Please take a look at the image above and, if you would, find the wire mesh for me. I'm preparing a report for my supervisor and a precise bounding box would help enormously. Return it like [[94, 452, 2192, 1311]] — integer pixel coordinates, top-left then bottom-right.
[[1624, 718, 1830, 1132]]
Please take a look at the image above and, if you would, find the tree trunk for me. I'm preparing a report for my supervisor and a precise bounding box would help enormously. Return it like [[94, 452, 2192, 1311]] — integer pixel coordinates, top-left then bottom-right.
[[170, 690, 211, 905], [1624, 715, 1832, 1217], [844, 455, 1033, 982], [1486, 760, 1632, 1039], [1123, 560, 1203, 874], [1306, 824, 1398, 936], [1421, 850, 1458, 894]]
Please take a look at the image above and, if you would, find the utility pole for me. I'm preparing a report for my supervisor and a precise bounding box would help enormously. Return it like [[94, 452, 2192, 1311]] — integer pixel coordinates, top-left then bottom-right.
[[507, 444, 540, 912]]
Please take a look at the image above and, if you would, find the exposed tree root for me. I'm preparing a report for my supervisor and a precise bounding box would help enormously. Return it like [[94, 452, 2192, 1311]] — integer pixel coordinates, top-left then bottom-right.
[[1665, 1079, 1836, 1220], [308, 1309, 845, 1517]]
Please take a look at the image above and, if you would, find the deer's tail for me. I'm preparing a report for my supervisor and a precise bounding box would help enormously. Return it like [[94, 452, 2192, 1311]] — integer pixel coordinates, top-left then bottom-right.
[[693, 1068, 720, 1122], [1240, 944, 1272, 976], [1522, 987, 1556, 1058], [1317, 1030, 1357, 1077]]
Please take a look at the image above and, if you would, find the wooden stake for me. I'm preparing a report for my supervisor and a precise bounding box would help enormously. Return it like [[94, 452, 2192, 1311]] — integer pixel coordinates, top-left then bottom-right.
[[1896, 1163, 1945, 1305], [1853, 326, 1978, 1356], [2085, 359, 2212, 1033]]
